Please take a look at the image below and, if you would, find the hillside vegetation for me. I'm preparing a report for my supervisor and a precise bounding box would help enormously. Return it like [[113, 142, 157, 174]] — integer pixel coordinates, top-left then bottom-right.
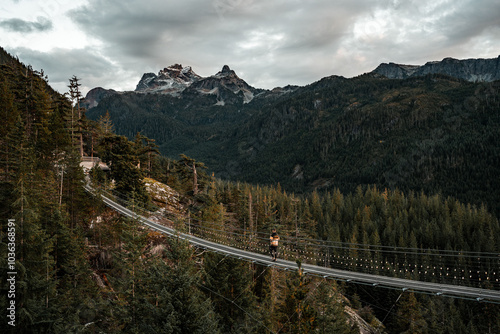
[[87, 73, 500, 217], [1, 47, 499, 333]]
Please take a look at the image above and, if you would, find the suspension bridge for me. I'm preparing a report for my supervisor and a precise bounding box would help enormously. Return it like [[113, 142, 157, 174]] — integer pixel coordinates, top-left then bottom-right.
[[84, 182, 500, 304]]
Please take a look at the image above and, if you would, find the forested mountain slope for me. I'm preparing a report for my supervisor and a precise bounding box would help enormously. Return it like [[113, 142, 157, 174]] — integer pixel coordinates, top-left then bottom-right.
[[2, 46, 499, 333], [87, 72, 500, 217], [237, 75, 500, 215]]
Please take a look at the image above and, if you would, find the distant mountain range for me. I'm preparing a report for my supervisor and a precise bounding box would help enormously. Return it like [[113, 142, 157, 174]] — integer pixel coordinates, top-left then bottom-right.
[[84, 56, 500, 216], [84, 56, 500, 110], [372, 56, 500, 82], [83, 64, 298, 110]]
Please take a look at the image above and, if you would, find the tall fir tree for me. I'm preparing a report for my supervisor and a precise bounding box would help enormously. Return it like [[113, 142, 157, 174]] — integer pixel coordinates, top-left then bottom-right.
[[203, 253, 261, 333]]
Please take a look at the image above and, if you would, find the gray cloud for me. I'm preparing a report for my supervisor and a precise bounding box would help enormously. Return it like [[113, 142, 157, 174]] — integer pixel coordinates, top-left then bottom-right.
[[437, 2, 500, 45], [13, 0, 495, 95], [0, 16, 52, 33], [9, 47, 132, 94], [69, 0, 376, 89]]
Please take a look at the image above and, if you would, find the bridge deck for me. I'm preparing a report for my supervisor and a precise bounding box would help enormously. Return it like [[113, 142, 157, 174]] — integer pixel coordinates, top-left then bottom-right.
[[85, 184, 500, 303]]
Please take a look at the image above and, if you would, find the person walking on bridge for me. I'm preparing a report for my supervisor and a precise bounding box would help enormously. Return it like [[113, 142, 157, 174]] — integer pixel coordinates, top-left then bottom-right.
[[269, 228, 280, 261]]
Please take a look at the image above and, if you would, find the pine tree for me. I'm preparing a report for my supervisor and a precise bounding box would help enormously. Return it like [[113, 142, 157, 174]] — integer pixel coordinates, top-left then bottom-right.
[[134, 132, 159, 178], [278, 261, 317, 333], [313, 281, 358, 334], [393, 292, 428, 334], [99, 134, 150, 206], [97, 110, 114, 135], [67, 76, 85, 157], [175, 154, 209, 196], [203, 253, 260, 333], [43, 209, 101, 333], [259, 265, 287, 333], [0, 72, 20, 186], [157, 237, 221, 333], [2, 117, 58, 332], [107, 216, 151, 332]]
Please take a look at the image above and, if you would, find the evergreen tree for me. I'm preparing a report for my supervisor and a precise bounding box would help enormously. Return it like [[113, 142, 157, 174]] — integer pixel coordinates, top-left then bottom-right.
[[155, 237, 221, 333], [98, 110, 114, 135], [99, 134, 150, 205], [393, 292, 428, 334], [1, 113, 57, 332], [174, 154, 209, 197], [134, 132, 160, 178], [313, 281, 358, 334], [203, 253, 260, 333], [109, 216, 150, 332], [278, 261, 316, 333], [67, 76, 85, 157]]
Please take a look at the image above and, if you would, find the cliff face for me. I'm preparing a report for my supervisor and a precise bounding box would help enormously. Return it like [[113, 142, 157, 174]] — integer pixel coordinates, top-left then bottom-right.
[[372, 56, 500, 82]]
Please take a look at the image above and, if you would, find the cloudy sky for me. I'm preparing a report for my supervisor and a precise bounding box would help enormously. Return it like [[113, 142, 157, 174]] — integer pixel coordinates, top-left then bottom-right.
[[1, 0, 499, 96]]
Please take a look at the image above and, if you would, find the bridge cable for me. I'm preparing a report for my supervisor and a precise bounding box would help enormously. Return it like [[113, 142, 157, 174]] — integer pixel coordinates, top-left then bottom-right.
[[105, 186, 499, 259], [107, 187, 499, 286], [87, 183, 500, 300], [198, 283, 277, 334], [378, 291, 404, 333]]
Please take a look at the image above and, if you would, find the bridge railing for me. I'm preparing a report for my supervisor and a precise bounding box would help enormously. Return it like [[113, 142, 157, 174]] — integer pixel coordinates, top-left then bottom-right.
[[88, 181, 500, 291], [176, 215, 499, 290], [185, 221, 499, 290]]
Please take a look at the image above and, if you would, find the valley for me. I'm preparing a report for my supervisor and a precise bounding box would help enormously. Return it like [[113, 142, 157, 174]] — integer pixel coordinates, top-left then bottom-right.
[[86, 57, 500, 217], [1, 46, 499, 333]]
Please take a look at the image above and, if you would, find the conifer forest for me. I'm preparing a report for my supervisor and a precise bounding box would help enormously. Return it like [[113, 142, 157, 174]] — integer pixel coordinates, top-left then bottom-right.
[[1, 47, 500, 333]]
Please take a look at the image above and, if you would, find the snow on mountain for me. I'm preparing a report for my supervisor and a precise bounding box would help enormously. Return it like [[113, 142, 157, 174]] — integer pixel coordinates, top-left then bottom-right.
[[135, 64, 202, 96], [135, 64, 257, 105], [134, 64, 260, 104], [84, 64, 295, 109]]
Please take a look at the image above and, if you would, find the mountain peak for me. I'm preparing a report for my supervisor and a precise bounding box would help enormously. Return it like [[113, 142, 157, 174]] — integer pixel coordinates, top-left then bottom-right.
[[135, 64, 201, 95], [81, 87, 119, 110], [159, 64, 201, 82], [187, 65, 256, 104], [161, 64, 199, 79], [132, 64, 256, 104], [214, 64, 237, 79]]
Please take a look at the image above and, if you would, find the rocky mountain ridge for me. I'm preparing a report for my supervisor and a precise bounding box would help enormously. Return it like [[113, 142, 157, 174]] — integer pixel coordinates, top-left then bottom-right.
[[84, 56, 500, 110], [372, 56, 500, 81], [187, 65, 260, 104], [135, 64, 201, 95], [84, 64, 267, 109]]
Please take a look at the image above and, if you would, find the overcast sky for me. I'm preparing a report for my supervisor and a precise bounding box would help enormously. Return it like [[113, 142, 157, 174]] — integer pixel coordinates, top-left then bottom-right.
[[1, 0, 499, 96]]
